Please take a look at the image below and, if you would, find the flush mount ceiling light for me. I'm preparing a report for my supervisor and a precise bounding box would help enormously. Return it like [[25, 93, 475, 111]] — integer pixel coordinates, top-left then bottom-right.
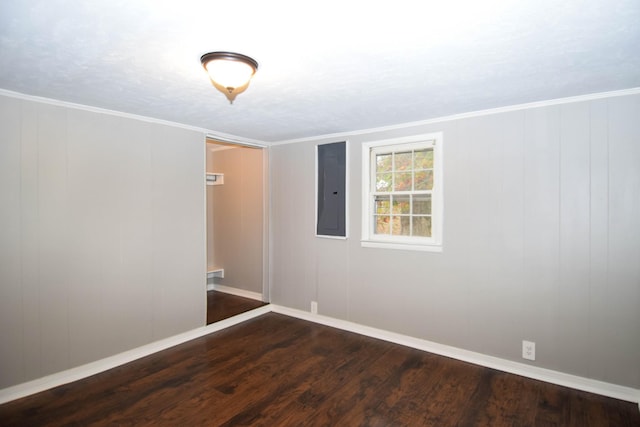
[[200, 51, 258, 104]]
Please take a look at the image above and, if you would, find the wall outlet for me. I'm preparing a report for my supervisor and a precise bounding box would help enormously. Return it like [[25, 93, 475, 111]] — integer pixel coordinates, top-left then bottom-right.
[[311, 301, 318, 315], [522, 340, 536, 361]]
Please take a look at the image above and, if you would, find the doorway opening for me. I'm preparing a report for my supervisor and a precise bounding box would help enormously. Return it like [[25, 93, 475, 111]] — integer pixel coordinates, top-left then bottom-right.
[[205, 138, 268, 324]]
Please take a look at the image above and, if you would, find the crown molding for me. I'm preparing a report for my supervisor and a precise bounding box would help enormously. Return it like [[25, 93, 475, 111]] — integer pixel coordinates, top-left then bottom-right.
[[3, 86, 639, 149], [0, 88, 267, 147], [271, 87, 640, 146]]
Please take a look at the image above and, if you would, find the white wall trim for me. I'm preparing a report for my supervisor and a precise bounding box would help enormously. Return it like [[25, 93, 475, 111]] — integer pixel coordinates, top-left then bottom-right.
[[208, 284, 264, 301], [6, 87, 639, 150], [2, 304, 638, 407], [0, 88, 267, 147], [0, 305, 271, 405], [271, 87, 640, 146], [271, 305, 640, 405]]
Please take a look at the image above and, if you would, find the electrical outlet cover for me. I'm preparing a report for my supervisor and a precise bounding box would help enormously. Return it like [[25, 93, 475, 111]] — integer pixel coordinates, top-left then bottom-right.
[[522, 340, 536, 361]]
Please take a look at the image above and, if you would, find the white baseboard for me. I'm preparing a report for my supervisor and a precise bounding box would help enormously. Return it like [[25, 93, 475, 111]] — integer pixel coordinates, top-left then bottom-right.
[[0, 305, 272, 405], [271, 305, 640, 406], [208, 284, 263, 301], [2, 303, 638, 409]]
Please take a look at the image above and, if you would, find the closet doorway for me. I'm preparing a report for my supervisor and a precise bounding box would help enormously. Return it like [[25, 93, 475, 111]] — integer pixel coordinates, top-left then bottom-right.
[[205, 139, 268, 324]]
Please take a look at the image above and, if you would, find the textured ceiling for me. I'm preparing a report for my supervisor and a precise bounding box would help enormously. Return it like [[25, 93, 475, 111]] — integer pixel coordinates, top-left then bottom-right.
[[1, 0, 639, 143]]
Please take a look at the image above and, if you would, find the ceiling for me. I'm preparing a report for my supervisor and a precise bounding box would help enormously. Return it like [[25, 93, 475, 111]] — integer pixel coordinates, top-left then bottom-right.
[[1, 0, 639, 144]]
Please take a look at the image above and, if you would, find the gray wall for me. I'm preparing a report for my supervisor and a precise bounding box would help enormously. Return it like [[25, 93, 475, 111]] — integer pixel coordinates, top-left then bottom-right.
[[207, 144, 264, 294], [270, 93, 640, 389], [0, 94, 206, 389]]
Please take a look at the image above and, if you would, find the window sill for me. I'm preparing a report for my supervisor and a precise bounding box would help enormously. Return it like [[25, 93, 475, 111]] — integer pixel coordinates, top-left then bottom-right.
[[361, 240, 443, 253]]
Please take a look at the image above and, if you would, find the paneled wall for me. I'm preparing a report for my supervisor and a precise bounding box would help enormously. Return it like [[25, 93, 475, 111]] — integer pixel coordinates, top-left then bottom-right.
[[0, 94, 206, 389], [270, 93, 640, 389]]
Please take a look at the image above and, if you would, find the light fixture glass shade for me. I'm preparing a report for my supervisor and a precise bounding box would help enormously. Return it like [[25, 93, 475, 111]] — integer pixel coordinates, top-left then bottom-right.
[[204, 59, 254, 89], [201, 52, 258, 103]]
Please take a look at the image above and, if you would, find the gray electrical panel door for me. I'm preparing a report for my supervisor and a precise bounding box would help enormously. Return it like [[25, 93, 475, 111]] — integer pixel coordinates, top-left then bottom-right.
[[317, 141, 346, 237]]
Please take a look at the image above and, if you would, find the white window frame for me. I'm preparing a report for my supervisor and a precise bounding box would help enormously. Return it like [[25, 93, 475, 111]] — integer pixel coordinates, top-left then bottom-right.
[[361, 132, 443, 252]]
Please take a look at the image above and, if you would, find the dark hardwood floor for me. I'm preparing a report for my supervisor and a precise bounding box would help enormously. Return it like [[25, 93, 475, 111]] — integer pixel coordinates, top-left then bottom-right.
[[207, 290, 267, 324], [1, 313, 638, 426]]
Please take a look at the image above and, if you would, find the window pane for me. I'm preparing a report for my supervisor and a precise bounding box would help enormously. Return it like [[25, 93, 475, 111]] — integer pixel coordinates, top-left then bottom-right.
[[376, 153, 392, 172], [414, 149, 433, 169], [375, 195, 390, 214], [413, 195, 431, 214], [413, 216, 432, 237], [391, 216, 402, 236], [375, 215, 390, 234], [414, 170, 433, 190], [394, 151, 412, 171], [376, 172, 392, 192], [392, 196, 410, 214], [394, 172, 412, 191], [398, 216, 411, 235]]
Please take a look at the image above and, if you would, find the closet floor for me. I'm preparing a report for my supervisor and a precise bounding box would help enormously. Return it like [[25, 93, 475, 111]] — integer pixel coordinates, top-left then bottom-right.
[[206, 290, 267, 324]]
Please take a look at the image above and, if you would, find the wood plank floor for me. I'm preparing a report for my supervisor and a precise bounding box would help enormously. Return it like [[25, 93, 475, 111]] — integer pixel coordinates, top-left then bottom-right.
[[207, 290, 267, 324], [1, 313, 638, 426]]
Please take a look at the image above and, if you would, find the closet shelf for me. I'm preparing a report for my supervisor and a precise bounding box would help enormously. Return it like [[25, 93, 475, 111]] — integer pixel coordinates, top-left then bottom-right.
[[207, 268, 224, 279], [206, 173, 224, 186]]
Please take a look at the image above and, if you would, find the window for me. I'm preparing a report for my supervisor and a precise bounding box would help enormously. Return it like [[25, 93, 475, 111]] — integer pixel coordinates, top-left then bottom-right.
[[361, 133, 443, 252]]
